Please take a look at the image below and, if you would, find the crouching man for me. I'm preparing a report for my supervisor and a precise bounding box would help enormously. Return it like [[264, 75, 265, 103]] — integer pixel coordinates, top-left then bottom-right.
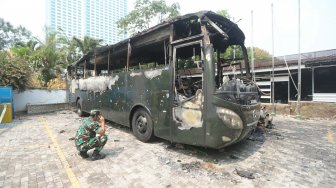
[[75, 110, 108, 160]]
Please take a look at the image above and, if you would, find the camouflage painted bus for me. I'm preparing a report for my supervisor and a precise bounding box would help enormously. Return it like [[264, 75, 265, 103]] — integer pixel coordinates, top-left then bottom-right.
[[67, 11, 260, 149]]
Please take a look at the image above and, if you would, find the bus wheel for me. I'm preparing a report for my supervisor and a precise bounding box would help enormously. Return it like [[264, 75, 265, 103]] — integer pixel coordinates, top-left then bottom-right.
[[132, 108, 154, 142], [77, 102, 84, 117]]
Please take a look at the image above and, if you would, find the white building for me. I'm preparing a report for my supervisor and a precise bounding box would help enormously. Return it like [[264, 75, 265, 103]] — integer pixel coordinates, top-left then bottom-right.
[[46, 0, 127, 44]]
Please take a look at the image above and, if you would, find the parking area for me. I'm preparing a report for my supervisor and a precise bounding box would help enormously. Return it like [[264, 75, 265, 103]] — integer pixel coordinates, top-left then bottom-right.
[[0, 110, 335, 188]]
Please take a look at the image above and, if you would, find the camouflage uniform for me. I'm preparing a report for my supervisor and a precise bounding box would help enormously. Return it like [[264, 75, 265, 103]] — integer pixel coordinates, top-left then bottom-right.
[[75, 117, 108, 153]]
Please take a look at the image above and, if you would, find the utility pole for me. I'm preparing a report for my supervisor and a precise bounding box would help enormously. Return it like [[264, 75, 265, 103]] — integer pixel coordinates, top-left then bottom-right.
[[271, 3, 276, 116], [233, 17, 236, 64], [296, 0, 302, 119], [251, 10, 255, 82]]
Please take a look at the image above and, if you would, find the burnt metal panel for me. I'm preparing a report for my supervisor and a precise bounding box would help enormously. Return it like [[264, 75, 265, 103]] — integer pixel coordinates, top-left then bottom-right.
[[68, 11, 246, 69]]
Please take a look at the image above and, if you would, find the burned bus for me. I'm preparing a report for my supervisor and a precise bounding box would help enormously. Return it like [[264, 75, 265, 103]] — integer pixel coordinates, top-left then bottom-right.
[[67, 11, 260, 149]]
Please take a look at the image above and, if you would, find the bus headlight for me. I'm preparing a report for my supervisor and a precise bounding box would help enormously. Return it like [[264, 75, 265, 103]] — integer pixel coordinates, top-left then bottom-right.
[[216, 107, 243, 129]]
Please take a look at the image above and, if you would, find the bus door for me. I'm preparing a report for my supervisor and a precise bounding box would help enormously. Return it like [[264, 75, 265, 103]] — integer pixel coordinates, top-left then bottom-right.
[[171, 40, 206, 146], [155, 65, 172, 140]]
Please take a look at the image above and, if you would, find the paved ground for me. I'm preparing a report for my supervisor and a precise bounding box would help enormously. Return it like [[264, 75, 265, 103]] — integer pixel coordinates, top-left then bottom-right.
[[0, 110, 335, 188]]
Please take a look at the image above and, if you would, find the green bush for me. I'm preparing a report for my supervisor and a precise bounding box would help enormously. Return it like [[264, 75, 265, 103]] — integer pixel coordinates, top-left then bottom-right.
[[0, 52, 32, 91]]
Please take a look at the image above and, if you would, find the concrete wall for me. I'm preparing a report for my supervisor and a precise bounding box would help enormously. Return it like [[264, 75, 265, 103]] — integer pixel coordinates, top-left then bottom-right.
[[13, 89, 67, 112], [27, 103, 70, 114]]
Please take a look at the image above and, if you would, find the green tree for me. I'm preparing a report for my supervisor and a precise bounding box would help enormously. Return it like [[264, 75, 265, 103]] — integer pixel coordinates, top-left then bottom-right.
[[56, 35, 103, 68], [216, 10, 231, 20], [0, 17, 32, 50], [72, 36, 103, 55], [0, 19, 37, 90], [214, 10, 271, 62], [30, 33, 64, 85], [220, 46, 271, 62], [0, 18, 99, 89], [0, 50, 32, 90], [248, 47, 272, 61], [117, 0, 180, 34]]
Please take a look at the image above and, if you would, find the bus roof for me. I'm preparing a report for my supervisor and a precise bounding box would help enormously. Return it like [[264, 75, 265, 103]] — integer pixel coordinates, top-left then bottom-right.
[[69, 11, 245, 68]]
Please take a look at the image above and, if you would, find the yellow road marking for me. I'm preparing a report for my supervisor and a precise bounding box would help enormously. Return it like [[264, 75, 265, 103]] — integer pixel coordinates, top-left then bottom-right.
[[0, 144, 48, 151], [40, 117, 81, 188], [327, 129, 334, 144]]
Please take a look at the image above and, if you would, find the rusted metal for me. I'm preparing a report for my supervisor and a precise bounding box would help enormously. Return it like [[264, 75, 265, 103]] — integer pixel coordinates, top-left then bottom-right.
[[126, 39, 131, 71], [203, 16, 229, 40], [217, 49, 222, 86]]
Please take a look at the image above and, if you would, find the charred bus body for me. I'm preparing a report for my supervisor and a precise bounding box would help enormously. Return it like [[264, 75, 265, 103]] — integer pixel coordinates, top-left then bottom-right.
[[67, 11, 260, 149]]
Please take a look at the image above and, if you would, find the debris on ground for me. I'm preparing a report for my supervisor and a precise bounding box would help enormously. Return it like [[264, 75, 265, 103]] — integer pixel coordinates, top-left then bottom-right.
[[181, 161, 201, 172], [163, 143, 174, 149], [59, 130, 65, 134], [175, 144, 184, 149], [69, 137, 75, 140], [235, 169, 255, 179], [247, 127, 265, 142], [258, 106, 274, 129], [114, 139, 120, 142], [269, 131, 285, 140]]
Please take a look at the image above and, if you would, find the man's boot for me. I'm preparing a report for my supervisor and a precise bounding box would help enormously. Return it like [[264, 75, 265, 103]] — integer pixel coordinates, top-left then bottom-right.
[[91, 150, 105, 161], [79, 151, 89, 158]]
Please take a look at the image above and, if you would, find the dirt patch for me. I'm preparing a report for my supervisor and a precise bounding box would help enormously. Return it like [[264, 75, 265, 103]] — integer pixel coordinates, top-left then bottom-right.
[[201, 161, 218, 170], [263, 102, 336, 120]]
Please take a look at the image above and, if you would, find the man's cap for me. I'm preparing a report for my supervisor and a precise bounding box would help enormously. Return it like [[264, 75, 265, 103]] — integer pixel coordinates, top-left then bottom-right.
[[90, 110, 101, 117]]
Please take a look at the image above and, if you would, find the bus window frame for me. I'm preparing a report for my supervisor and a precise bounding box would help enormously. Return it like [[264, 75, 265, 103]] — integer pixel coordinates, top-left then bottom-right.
[[172, 40, 204, 102]]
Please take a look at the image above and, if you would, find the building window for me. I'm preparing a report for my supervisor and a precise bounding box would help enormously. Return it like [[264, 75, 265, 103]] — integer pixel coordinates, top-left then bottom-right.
[[314, 66, 336, 93]]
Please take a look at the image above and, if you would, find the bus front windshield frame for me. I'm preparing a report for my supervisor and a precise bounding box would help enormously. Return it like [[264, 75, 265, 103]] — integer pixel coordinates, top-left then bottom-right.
[[204, 15, 259, 106]]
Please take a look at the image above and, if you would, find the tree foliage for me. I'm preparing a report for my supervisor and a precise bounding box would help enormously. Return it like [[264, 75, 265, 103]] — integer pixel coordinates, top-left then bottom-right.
[[214, 11, 271, 62], [117, 0, 180, 34], [0, 51, 32, 91], [32, 34, 102, 86], [221, 46, 271, 62], [72, 36, 103, 55], [0, 18, 32, 50], [0, 17, 103, 90], [216, 10, 231, 20], [249, 47, 272, 61]]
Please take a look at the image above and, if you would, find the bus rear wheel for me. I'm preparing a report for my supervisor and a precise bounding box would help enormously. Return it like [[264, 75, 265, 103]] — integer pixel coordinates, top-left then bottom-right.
[[132, 108, 154, 142], [77, 102, 84, 117]]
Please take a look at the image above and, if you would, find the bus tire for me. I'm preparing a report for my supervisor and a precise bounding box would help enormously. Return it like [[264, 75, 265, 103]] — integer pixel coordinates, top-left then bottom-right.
[[77, 102, 84, 117], [132, 108, 154, 142]]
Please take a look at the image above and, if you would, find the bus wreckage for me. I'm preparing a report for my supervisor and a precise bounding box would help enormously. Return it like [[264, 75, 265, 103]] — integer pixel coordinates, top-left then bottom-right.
[[67, 11, 261, 149]]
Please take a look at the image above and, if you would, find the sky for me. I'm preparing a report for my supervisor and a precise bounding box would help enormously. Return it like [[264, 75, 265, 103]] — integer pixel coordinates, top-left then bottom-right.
[[0, 0, 335, 56]]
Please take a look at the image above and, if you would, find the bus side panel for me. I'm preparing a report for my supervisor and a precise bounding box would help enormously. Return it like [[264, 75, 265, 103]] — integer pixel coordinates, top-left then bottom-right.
[[126, 68, 171, 139], [104, 72, 129, 126], [75, 90, 89, 112], [150, 69, 171, 140], [125, 71, 147, 126]]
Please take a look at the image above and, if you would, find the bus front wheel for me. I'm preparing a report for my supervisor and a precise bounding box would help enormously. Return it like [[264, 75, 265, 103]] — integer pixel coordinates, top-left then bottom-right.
[[132, 108, 154, 142]]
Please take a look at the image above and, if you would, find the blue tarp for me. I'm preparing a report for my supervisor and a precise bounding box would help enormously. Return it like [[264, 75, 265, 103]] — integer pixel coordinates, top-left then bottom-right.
[[0, 87, 14, 118]]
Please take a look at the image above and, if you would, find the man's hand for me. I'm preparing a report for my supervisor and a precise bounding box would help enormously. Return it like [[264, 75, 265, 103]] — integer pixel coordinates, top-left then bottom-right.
[[98, 128, 105, 136], [98, 115, 105, 136], [99, 115, 105, 123]]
